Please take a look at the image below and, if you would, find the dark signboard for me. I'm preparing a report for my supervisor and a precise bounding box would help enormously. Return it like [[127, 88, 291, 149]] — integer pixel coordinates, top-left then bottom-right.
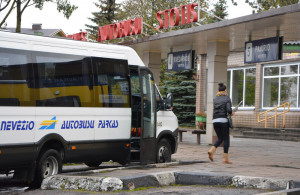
[[167, 50, 195, 71], [244, 37, 283, 64]]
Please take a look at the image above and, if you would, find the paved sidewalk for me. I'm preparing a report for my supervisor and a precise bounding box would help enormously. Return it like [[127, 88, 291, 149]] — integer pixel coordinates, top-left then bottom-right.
[[172, 132, 300, 181], [42, 131, 300, 192], [67, 132, 300, 181]]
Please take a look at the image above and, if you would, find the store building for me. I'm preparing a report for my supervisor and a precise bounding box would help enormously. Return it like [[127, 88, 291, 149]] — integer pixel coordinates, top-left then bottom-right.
[[121, 4, 300, 144]]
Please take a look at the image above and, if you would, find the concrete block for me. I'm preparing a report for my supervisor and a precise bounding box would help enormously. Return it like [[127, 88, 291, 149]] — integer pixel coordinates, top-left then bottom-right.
[[41, 175, 122, 192], [150, 171, 176, 186], [100, 177, 123, 191], [293, 180, 300, 188], [232, 175, 291, 190], [121, 174, 159, 190], [175, 172, 233, 186]]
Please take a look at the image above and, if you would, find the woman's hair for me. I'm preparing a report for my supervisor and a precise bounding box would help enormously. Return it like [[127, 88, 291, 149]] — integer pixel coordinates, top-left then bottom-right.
[[218, 83, 226, 91]]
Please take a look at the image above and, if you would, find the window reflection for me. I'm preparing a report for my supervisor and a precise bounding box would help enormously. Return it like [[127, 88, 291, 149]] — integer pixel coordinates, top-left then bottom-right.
[[263, 64, 300, 108], [280, 77, 297, 107], [232, 69, 244, 107], [263, 78, 279, 107], [227, 67, 256, 108], [264, 67, 279, 76], [245, 69, 256, 107]]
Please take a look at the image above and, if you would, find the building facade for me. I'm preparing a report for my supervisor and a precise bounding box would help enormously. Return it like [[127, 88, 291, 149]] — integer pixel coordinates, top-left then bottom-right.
[[196, 48, 300, 129]]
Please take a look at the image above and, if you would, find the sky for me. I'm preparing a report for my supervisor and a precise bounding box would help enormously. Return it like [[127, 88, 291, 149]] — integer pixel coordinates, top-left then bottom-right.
[[0, 0, 253, 35]]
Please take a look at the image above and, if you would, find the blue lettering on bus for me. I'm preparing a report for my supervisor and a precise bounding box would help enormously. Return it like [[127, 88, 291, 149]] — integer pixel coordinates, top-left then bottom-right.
[[0, 121, 34, 131], [98, 120, 118, 128], [61, 120, 95, 129]]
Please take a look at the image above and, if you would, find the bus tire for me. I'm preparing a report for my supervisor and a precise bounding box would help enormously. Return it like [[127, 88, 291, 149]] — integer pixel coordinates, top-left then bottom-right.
[[84, 161, 102, 167], [118, 160, 128, 166], [32, 149, 62, 187], [157, 138, 171, 163]]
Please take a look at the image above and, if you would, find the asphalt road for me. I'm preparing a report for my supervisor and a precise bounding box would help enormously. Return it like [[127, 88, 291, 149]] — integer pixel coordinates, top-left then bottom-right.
[[1, 185, 271, 195]]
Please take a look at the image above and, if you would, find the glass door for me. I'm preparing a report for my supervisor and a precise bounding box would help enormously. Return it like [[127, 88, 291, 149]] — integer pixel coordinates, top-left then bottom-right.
[[139, 67, 157, 164]]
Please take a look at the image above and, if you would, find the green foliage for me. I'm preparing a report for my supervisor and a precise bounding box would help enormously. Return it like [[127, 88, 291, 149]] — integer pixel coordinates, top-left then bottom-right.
[[0, 0, 77, 31], [245, 0, 300, 13], [207, 0, 228, 23], [56, 0, 78, 19], [160, 67, 196, 127]]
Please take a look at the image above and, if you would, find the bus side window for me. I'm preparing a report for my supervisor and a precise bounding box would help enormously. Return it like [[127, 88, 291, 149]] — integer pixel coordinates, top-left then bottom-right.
[[0, 48, 34, 106], [33, 52, 93, 107], [92, 57, 130, 108]]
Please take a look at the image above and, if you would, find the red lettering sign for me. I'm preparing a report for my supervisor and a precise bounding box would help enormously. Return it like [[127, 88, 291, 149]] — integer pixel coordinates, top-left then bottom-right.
[[157, 11, 164, 29], [67, 32, 87, 41], [98, 18, 143, 42], [156, 3, 198, 29], [170, 8, 180, 26]]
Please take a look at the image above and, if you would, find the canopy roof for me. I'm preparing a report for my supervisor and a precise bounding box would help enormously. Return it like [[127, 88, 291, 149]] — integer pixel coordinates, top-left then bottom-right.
[[121, 4, 300, 58]]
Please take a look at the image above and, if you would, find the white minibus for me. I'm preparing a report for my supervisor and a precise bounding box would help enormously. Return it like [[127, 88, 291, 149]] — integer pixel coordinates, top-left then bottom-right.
[[0, 31, 178, 186]]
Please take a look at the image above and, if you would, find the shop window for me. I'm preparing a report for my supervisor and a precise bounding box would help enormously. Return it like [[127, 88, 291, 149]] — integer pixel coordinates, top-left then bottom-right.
[[263, 63, 300, 108], [227, 67, 256, 108]]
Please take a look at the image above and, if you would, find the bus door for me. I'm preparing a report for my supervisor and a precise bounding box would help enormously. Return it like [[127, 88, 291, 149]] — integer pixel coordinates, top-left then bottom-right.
[[139, 67, 157, 164]]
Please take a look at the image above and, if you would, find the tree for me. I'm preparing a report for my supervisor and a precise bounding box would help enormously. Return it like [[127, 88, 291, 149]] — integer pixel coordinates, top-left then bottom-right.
[[0, 0, 77, 32], [245, 0, 300, 13], [160, 62, 197, 127], [85, 0, 122, 41], [207, 0, 228, 23]]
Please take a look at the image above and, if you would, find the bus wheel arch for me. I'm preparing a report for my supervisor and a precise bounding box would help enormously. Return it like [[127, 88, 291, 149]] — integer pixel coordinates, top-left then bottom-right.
[[37, 134, 67, 161]]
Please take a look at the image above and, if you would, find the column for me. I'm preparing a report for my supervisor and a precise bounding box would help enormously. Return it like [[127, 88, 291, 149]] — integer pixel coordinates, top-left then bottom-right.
[[196, 54, 207, 113], [206, 41, 230, 144], [142, 52, 161, 86]]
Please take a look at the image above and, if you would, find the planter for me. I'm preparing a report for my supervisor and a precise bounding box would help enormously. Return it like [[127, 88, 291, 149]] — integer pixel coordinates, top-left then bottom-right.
[[196, 116, 206, 122], [199, 122, 206, 130], [196, 116, 206, 129]]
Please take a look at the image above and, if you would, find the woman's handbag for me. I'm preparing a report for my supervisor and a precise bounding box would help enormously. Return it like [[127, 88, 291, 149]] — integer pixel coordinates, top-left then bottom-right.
[[228, 115, 233, 128]]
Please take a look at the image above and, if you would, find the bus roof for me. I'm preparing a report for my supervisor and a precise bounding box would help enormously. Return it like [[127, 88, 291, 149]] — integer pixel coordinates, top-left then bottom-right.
[[0, 31, 145, 67]]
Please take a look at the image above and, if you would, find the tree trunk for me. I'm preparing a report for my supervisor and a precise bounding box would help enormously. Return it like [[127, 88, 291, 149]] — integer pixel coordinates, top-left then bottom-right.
[[16, 0, 21, 33]]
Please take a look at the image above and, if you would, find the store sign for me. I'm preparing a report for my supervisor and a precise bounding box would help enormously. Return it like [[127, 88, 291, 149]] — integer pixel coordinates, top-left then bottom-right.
[[167, 50, 195, 71], [157, 3, 198, 29], [97, 3, 200, 42], [98, 18, 142, 42], [244, 37, 283, 63]]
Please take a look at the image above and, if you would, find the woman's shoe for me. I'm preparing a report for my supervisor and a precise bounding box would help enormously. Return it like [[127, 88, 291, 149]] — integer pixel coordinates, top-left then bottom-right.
[[208, 146, 216, 161], [222, 153, 232, 164]]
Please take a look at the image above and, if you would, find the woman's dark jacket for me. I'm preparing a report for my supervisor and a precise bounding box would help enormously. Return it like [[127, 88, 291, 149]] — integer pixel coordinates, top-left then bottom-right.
[[213, 95, 232, 119]]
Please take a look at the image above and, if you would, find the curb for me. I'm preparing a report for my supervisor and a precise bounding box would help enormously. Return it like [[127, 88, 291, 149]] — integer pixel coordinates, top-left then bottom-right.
[[257, 188, 300, 195], [41, 171, 300, 193]]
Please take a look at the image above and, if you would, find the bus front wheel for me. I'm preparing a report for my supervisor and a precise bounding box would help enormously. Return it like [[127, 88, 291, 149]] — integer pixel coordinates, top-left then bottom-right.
[[157, 138, 171, 163]]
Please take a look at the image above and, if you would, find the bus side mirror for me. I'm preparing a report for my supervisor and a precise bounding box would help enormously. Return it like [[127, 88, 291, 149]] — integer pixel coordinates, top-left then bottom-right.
[[165, 93, 173, 110]]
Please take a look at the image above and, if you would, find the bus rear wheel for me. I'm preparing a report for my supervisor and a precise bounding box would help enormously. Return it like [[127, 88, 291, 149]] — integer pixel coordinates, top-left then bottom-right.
[[32, 149, 62, 187], [157, 138, 171, 163]]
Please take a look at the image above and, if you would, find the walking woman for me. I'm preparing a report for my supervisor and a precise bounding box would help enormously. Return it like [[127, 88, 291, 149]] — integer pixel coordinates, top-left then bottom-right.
[[208, 83, 234, 164]]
